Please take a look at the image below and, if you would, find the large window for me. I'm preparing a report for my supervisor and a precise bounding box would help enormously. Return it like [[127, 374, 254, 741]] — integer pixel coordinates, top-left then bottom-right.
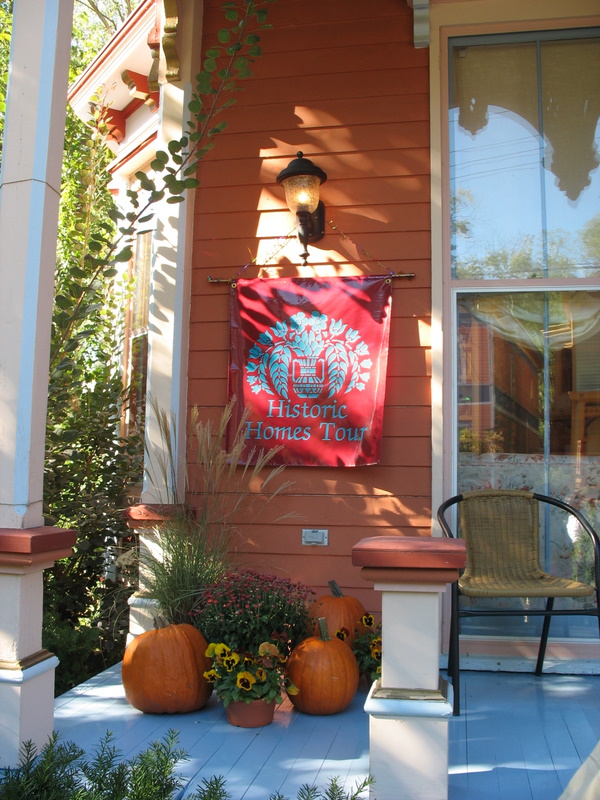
[[449, 30, 600, 640], [450, 31, 600, 281]]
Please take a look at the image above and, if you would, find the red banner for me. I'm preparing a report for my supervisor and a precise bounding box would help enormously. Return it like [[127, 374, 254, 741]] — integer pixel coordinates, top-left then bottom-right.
[[229, 276, 392, 466]]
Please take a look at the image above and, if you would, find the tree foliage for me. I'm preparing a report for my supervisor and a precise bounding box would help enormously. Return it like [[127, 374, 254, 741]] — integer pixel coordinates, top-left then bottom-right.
[[43, 98, 143, 690], [0, 0, 12, 165], [70, 0, 139, 77]]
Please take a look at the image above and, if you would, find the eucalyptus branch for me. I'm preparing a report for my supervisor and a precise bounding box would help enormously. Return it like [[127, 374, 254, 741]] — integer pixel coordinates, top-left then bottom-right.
[[106, 0, 275, 260], [51, 0, 275, 376]]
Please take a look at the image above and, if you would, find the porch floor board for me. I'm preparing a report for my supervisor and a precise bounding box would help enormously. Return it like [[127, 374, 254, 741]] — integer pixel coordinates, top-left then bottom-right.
[[54, 665, 600, 799]]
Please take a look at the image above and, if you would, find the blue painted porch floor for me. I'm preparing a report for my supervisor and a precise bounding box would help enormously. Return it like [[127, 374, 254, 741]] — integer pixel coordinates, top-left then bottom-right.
[[54, 665, 600, 799]]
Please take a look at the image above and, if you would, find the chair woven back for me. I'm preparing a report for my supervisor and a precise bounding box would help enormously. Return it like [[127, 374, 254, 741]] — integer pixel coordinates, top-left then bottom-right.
[[459, 490, 539, 586], [457, 489, 593, 598]]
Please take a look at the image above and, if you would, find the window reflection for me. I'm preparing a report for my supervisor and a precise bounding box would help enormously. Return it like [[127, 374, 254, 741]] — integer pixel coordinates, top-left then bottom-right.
[[450, 34, 600, 279]]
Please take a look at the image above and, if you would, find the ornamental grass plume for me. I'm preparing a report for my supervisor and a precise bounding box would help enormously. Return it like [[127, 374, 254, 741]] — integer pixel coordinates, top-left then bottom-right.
[[139, 398, 296, 624]]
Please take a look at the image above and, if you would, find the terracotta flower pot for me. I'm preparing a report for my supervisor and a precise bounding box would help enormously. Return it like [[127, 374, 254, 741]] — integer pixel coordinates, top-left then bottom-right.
[[225, 699, 276, 728]]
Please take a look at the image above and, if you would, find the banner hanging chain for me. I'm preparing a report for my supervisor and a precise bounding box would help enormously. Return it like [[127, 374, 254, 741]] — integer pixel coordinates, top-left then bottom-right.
[[207, 219, 416, 285], [208, 226, 297, 286], [327, 219, 416, 281]]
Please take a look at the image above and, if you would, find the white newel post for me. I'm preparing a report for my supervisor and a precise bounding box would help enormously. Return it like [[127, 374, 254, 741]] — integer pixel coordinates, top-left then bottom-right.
[[0, 529, 76, 766], [0, 0, 77, 767], [352, 537, 466, 800], [123, 504, 175, 639]]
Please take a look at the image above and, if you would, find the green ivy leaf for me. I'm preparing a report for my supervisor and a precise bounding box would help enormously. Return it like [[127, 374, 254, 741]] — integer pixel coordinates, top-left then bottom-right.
[[64, 338, 81, 352], [208, 121, 228, 135], [195, 71, 212, 94], [113, 247, 133, 263], [135, 172, 155, 192], [54, 295, 72, 309]]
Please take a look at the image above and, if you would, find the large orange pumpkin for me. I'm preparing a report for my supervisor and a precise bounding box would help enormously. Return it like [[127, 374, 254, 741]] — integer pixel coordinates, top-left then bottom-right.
[[122, 622, 212, 714], [285, 618, 359, 715], [309, 580, 367, 646]]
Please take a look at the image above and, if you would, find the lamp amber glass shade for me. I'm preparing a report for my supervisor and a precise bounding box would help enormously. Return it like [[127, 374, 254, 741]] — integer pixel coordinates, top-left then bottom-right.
[[281, 174, 321, 214]]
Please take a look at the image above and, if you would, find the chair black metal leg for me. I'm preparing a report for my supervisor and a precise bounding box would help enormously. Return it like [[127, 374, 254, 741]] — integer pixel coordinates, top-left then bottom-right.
[[449, 582, 460, 715], [535, 596, 554, 676]]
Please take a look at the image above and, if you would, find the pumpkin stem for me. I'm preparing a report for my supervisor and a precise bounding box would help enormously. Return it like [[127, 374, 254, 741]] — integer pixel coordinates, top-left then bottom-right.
[[329, 579, 344, 597], [317, 617, 331, 641], [154, 615, 170, 629]]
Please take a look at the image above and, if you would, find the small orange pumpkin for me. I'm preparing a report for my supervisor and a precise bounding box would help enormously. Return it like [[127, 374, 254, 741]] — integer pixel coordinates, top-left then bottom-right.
[[285, 617, 359, 715], [309, 580, 367, 646], [122, 621, 212, 714]]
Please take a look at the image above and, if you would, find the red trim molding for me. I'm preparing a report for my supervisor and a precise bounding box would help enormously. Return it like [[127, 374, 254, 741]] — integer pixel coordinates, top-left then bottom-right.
[[353, 536, 466, 586], [123, 503, 189, 528], [0, 527, 77, 569]]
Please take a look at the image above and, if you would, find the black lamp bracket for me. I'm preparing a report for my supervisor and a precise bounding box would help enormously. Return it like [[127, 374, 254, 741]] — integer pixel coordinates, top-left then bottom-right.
[[296, 201, 325, 264]]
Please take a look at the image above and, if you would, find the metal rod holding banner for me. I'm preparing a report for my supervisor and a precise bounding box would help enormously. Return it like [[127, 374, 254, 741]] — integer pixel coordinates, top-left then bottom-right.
[[208, 271, 415, 285]]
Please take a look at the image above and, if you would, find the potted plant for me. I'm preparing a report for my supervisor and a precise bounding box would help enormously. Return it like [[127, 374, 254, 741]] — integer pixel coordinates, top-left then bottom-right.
[[190, 567, 315, 656], [351, 613, 382, 683], [203, 640, 298, 727], [135, 399, 293, 625]]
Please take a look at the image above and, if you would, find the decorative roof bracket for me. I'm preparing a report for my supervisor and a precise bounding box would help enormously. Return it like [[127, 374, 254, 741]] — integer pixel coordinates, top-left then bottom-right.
[[161, 0, 181, 82], [407, 0, 430, 49]]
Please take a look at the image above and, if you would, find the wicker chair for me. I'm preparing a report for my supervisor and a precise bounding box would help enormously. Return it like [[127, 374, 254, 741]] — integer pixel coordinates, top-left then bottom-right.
[[437, 489, 600, 715]]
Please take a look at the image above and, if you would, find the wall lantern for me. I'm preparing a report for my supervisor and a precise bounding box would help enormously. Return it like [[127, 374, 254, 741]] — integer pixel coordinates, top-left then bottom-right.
[[276, 151, 327, 265]]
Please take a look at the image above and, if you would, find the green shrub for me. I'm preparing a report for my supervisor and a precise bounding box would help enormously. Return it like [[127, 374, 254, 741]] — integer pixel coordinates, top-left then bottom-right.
[[0, 730, 185, 800], [42, 611, 104, 697], [192, 774, 374, 800], [0, 731, 373, 800], [142, 397, 294, 626]]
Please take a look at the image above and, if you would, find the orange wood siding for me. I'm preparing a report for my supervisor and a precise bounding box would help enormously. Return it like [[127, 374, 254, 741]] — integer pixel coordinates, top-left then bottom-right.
[[188, 0, 431, 611]]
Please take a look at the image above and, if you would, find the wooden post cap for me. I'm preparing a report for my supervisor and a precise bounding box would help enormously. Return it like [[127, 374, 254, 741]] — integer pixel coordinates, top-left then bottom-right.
[[352, 536, 466, 571], [0, 527, 77, 554], [0, 527, 77, 568]]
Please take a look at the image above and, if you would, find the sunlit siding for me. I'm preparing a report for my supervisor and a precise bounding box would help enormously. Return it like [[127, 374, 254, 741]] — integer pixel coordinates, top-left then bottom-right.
[[188, 0, 431, 610]]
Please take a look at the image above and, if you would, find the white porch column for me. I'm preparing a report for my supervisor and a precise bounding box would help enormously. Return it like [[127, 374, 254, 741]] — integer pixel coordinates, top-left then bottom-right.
[[142, 1, 204, 504], [0, 0, 76, 766], [0, 0, 74, 528], [352, 536, 466, 800]]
